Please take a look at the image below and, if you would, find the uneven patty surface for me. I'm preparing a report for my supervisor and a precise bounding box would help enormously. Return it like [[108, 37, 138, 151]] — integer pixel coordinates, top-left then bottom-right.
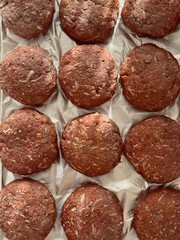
[[124, 115, 180, 183], [0, 108, 58, 175], [61, 183, 124, 240], [61, 113, 122, 176], [0, 179, 56, 240], [0, 0, 55, 39], [121, 0, 180, 38], [120, 44, 180, 112], [59, 45, 118, 108], [0, 45, 57, 106], [59, 0, 119, 43], [134, 188, 180, 240]]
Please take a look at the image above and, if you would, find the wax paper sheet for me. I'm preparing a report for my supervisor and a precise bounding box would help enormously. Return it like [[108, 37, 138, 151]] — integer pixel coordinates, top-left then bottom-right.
[[0, 0, 180, 239]]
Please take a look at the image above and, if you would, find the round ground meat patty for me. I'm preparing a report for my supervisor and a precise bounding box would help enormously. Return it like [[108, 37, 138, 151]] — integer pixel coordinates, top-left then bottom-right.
[[124, 115, 180, 183], [61, 113, 122, 177], [59, 45, 118, 108], [0, 0, 55, 39], [0, 178, 56, 240], [0, 45, 57, 106], [120, 44, 180, 112], [0, 108, 59, 175], [121, 0, 180, 38], [59, 0, 119, 43], [134, 188, 180, 240], [61, 183, 124, 240]]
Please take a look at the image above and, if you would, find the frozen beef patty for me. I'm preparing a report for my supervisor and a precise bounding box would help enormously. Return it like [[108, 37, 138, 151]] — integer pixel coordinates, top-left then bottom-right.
[[59, 0, 119, 43], [61, 183, 123, 240], [0, 0, 55, 39], [120, 44, 180, 112], [0, 178, 56, 240], [59, 45, 118, 108], [0, 108, 59, 175], [121, 0, 180, 38], [61, 113, 122, 176], [0, 45, 57, 106], [134, 188, 180, 240], [124, 115, 180, 183]]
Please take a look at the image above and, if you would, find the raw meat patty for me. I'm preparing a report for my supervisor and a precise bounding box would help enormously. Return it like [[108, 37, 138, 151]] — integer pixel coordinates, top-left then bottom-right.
[[61, 183, 123, 240], [0, 108, 59, 175], [121, 0, 180, 38], [0, 178, 56, 240], [134, 188, 180, 240], [124, 115, 180, 183], [61, 113, 122, 176], [0, 45, 57, 106], [59, 0, 119, 42], [120, 44, 180, 112], [0, 0, 55, 39], [59, 45, 118, 108]]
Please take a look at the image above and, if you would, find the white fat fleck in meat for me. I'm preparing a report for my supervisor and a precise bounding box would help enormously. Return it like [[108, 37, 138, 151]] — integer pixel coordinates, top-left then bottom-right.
[[131, 66, 135, 72], [154, 56, 157, 61], [92, 223, 96, 236], [19, 70, 35, 83], [133, 143, 140, 148], [136, 0, 143, 4], [80, 193, 85, 203], [162, 144, 169, 147], [92, 197, 103, 205], [127, 86, 136, 96], [2, 127, 12, 134], [75, 230, 79, 237], [27, 155, 33, 160], [156, 156, 165, 159], [158, 194, 165, 202], [70, 207, 76, 212], [142, 9, 146, 19], [109, 212, 118, 216]]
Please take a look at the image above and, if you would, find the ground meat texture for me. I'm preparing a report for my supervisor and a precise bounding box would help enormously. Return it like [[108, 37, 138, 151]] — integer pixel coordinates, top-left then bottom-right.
[[120, 44, 180, 112], [0, 0, 55, 39], [59, 0, 119, 43], [0, 108, 59, 175], [61, 113, 122, 177], [59, 45, 118, 108], [121, 0, 180, 38], [0, 45, 57, 106], [61, 183, 123, 240], [0, 179, 56, 240], [134, 188, 180, 240], [124, 115, 180, 183]]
